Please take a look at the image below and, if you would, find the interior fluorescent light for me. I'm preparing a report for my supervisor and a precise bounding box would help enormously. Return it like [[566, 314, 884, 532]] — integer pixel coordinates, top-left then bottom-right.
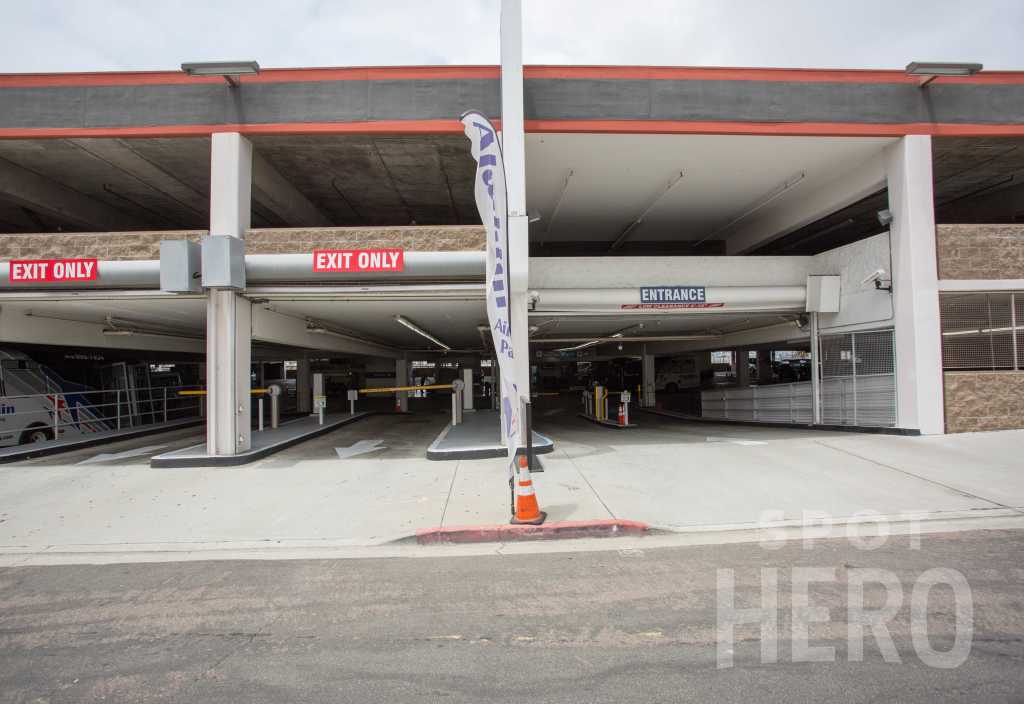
[[101, 328, 134, 337], [394, 315, 451, 351]]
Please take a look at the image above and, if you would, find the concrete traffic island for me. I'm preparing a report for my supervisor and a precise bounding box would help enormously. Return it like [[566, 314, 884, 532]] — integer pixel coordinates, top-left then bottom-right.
[[150, 411, 375, 467], [0, 417, 204, 464], [414, 518, 649, 545], [426, 409, 554, 460], [577, 412, 638, 429]]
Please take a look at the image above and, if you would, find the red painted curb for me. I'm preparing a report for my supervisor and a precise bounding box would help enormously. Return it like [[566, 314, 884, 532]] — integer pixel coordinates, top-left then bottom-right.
[[415, 519, 649, 545]]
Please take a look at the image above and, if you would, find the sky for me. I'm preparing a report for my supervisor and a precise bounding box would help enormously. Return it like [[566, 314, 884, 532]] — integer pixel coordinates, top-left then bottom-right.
[[0, 0, 1022, 73]]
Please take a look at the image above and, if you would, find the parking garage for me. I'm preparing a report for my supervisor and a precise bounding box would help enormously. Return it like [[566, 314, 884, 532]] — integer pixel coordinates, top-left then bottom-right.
[[1, 58, 1023, 489]]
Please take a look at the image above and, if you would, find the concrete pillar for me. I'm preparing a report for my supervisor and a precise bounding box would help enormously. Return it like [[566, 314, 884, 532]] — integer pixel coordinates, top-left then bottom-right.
[[810, 313, 822, 424], [735, 348, 751, 387], [395, 358, 409, 412], [206, 132, 253, 456], [757, 350, 773, 384], [886, 135, 944, 435], [462, 368, 474, 411], [694, 351, 712, 387], [641, 353, 656, 407], [296, 359, 312, 414]]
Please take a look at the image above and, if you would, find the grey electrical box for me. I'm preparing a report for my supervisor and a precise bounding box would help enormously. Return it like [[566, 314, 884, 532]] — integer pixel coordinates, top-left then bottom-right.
[[201, 236, 246, 289], [159, 239, 201, 293], [806, 275, 841, 313]]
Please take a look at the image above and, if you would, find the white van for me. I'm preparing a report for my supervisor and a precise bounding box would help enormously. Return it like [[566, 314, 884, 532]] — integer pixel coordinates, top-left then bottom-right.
[[0, 349, 109, 447]]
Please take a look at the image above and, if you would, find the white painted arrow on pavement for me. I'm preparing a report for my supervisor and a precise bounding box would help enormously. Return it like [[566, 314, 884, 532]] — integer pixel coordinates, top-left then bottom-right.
[[335, 439, 387, 459], [705, 436, 767, 446], [77, 444, 168, 465]]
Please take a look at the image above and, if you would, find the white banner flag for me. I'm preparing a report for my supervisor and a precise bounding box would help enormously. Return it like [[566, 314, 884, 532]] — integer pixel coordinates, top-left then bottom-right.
[[461, 110, 521, 462]]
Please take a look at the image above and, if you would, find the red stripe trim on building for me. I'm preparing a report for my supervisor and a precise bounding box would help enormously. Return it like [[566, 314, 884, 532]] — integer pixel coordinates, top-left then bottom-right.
[[524, 65, 1024, 85], [1, 120, 1022, 140], [0, 65, 500, 88], [525, 120, 1024, 137], [2, 64, 1022, 88]]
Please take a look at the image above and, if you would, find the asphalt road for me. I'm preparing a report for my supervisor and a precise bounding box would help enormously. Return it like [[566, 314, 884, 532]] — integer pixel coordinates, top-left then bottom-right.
[[2, 529, 1023, 703]]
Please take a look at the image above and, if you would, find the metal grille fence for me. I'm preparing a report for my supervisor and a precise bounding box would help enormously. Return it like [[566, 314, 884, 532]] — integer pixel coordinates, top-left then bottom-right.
[[819, 328, 897, 427], [940, 292, 1022, 371], [700, 328, 896, 428]]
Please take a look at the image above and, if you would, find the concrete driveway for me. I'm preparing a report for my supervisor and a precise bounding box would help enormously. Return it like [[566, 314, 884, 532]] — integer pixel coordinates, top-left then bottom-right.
[[0, 410, 1022, 564]]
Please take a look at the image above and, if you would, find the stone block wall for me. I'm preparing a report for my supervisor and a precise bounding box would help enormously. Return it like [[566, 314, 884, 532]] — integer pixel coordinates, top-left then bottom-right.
[[0, 226, 485, 261], [936, 224, 1024, 280], [944, 371, 1024, 433]]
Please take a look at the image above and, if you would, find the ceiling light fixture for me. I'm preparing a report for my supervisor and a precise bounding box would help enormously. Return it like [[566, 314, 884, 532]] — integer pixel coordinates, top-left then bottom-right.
[[608, 170, 686, 251], [694, 171, 806, 246], [181, 61, 260, 86], [394, 315, 451, 351]]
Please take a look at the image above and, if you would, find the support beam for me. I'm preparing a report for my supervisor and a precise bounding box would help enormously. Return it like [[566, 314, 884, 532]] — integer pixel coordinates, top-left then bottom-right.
[[252, 151, 331, 227], [67, 138, 208, 216], [251, 306, 399, 358], [887, 135, 944, 435], [0, 304, 202, 354], [726, 152, 887, 255], [0, 156, 146, 231]]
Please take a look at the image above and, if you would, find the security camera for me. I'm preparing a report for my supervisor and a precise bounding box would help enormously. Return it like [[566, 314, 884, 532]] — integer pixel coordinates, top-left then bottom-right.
[[877, 209, 894, 226], [861, 269, 887, 286]]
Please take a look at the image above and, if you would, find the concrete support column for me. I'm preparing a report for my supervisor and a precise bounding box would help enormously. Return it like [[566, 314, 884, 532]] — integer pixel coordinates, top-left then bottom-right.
[[462, 368, 474, 411], [641, 352, 656, 407], [886, 135, 944, 435], [757, 350, 773, 384], [395, 358, 409, 412], [694, 351, 712, 387], [810, 313, 822, 425], [206, 132, 253, 455], [206, 290, 252, 454], [735, 348, 751, 387], [296, 359, 312, 414]]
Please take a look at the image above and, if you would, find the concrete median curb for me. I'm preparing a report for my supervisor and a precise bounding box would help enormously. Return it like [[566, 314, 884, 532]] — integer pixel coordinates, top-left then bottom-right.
[[414, 518, 649, 545]]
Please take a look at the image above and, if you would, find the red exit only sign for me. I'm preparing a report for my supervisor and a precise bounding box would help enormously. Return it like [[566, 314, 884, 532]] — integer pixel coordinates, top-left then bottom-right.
[[8, 258, 99, 283], [313, 249, 404, 273]]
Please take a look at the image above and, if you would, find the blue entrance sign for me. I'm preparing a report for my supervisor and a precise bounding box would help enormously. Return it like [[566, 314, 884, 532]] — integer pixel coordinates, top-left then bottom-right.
[[640, 286, 706, 303]]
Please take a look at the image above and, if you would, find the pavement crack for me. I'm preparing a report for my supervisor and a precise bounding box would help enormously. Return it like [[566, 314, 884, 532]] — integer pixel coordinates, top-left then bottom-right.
[[439, 461, 460, 527], [563, 449, 616, 520], [814, 440, 1024, 515]]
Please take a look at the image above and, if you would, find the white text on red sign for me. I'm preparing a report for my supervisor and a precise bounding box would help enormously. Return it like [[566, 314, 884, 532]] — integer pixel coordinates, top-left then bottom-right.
[[8, 259, 99, 283], [313, 249, 405, 273]]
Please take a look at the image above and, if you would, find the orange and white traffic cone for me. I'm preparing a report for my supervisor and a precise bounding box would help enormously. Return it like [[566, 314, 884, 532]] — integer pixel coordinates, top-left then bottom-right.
[[511, 454, 546, 525], [618, 403, 626, 426]]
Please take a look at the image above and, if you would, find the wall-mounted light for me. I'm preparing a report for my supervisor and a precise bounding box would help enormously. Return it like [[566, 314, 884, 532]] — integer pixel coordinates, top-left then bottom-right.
[[906, 61, 982, 87], [181, 61, 260, 87]]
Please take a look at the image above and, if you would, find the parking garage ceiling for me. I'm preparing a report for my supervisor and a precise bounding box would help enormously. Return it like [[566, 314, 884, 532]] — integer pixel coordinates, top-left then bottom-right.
[[0, 134, 1021, 256]]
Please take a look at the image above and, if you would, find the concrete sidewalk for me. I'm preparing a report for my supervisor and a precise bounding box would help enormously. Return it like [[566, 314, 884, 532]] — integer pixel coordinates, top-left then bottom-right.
[[0, 412, 1022, 564]]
